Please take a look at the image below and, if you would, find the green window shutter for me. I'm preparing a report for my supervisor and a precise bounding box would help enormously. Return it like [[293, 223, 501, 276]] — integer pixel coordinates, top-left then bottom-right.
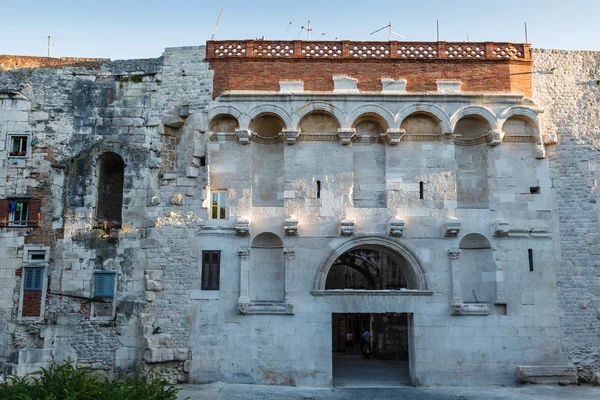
[[94, 272, 116, 297]]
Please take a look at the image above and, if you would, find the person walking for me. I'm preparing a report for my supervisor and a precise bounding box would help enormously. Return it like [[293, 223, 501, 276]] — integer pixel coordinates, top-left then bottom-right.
[[345, 330, 354, 354]]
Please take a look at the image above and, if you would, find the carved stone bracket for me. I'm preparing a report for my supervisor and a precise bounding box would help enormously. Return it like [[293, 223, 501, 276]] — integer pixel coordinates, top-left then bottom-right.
[[235, 129, 253, 145], [388, 217, 405, 237], [338, 129, 356, 145], [235, 217, 250, 236], [284, 215, 299, 236], [535, 144, 546, 159], [385, 129, 405, 145], [452, 303, 491, 316], [443, 219, 461, 237], [489, 131, 505, 146], [283, 129, 301, 145], [340, 218, 355, 236], [493, 220, 510, 237]]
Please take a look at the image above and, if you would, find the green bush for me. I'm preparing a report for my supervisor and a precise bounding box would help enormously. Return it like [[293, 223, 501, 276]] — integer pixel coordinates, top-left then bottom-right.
[[0, 360, 181, 400]]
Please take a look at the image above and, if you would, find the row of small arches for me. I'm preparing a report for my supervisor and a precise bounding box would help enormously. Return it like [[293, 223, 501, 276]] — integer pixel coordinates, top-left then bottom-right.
[[208, 103, 540, 139]]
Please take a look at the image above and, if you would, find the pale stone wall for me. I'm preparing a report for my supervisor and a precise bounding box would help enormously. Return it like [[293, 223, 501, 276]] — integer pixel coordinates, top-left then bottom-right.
[[0, 45, 597, 386], [532, 49, 600, 381]]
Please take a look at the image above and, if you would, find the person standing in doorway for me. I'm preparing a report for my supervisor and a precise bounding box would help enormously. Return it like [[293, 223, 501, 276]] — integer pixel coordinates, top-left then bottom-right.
[[345, 330, 354, 354], [361, 329, 370, 344]]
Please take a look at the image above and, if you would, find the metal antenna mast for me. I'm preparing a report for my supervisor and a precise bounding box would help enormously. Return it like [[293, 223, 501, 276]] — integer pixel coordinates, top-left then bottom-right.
[[287, 20, 337, 40], [211, 8, 224, 40], [370, 22, 406, 41]]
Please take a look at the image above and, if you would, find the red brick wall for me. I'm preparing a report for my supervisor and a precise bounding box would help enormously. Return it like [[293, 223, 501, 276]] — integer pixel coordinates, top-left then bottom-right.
[[208, 59, 532, 98], [0, 55, 107, 71], [22, 291, 42, 317]]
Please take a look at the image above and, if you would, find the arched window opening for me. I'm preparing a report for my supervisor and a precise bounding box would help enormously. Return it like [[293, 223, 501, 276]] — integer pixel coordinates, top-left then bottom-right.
[[298, 111, 340, 134], [97, 152, 125, 225], [208, 114, 239, 133], [325, 248, 410, 290], [249, 113, 285, 137]]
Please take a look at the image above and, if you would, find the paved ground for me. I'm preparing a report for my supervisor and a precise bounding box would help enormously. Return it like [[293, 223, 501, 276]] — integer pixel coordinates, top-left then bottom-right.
[[332, 352, 410, 386], [178, 382, 600, 400]]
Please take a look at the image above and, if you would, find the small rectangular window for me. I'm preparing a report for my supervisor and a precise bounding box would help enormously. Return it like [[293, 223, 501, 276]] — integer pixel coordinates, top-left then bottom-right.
[[8, 200, 29, 226], [24, 267, 44, 291], [0, 198, 41, 228], [94, 272, 116, 297], [9, 135, 28, 157], [211, 191, 227, 220], [202, 251, 220, 290], [28, 250, 47, 263]]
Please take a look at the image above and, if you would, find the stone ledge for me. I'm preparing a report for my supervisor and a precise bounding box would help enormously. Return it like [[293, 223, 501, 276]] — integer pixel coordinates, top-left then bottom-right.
[[237, 301, 294, 315], [516, 366, 578, 385]]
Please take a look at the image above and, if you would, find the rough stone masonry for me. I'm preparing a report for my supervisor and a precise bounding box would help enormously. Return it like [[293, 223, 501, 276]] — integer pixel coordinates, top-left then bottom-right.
[[0, 40, 598, 386]]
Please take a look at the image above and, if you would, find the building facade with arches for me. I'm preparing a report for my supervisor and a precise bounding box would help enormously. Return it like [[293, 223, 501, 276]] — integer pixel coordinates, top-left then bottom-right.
[[0, 41, 598, 386]]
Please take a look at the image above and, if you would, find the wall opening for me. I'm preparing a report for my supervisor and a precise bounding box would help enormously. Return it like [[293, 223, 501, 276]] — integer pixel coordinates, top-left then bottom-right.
[[459, 233, 494, 304], [317, 180, 321, 199], [419, 181, 424, 200], [332, 313, 411, 386], [208, 114, 239, 133], [400, 113, 442, 136], [298, 111, 339, 134], [528, 249, 534, 271], [250, 113, 285, 137], [250, 233, 284, 301], [353, 113, 388, 136], [96, 152, 125, 224]]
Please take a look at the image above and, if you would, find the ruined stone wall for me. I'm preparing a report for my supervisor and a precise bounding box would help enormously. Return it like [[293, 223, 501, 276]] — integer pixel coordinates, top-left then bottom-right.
[[532, 49, 600, 381]]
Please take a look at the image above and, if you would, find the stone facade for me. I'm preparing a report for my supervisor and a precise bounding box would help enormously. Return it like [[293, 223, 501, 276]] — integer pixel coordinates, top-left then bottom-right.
[[0, 41, 598, 386]]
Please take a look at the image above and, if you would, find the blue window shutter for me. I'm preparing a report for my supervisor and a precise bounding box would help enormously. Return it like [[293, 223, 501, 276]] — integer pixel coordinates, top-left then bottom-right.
[[24, 267, 44, 291], [94, 273, 115, 297]]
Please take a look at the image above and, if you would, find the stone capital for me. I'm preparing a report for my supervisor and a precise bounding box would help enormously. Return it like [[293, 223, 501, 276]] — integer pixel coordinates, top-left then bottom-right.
[[340, 218, 355, 236], [284, 248, 295, 260], [235, 129, 253, 145], [235, 216, 250, 236], [238, 248, 250, 258], [284, 215, 299, 236], [443, 219, 461, 237], [447, 247, 461, 260], [338, 129, 356, 145], [385, 129, 405, 146], [283, 129, 301, 145], [489, 130, 504, 146]]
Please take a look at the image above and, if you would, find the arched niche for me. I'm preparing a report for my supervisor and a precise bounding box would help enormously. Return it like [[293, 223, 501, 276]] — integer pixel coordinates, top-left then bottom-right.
[[250, 113, 285, 138], [208, 114, 239, 133], [454, 115, 491, 139], [298, 111, 340, 134], [96, 152, 125, 224], [250, 232, 284, 301], [400, 112, 442, 135], [353, 113, 388, 136], [459, 233, 494, 303], [501, 115, 538, 137]]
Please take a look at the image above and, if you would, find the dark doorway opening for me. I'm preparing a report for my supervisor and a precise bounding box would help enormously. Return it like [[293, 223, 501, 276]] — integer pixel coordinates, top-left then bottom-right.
[[332, 313, 411, 386]]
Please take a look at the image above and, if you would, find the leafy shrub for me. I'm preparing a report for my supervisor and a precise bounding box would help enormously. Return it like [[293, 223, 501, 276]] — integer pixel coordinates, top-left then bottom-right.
[[0, 360, 181, 400]]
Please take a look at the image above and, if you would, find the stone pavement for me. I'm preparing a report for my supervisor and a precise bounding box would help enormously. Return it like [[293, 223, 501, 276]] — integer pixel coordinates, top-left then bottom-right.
[[177, 382, 600, 400]]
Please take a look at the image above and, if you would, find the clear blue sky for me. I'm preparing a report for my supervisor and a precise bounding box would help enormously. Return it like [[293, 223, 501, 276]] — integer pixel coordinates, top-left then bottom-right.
[[1, 0, 597, 60]]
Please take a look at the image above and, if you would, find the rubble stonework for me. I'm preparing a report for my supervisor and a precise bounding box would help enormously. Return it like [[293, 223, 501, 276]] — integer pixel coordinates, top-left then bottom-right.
[[0, 42, 598, 387]]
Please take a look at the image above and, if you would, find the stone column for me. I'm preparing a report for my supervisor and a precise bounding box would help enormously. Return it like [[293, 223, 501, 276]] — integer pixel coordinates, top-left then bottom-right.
[[284, 248, 295, 308], [448, 247, 462, 313], [238, 248, 250, 305], [493, 261, 507, 305]]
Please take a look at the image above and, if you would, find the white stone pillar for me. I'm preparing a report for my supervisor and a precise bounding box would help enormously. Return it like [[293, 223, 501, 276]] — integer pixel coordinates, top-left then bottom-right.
[[284, 248, 295, 308], [448, 247, 462, 313], [238, 248, 250, 305]]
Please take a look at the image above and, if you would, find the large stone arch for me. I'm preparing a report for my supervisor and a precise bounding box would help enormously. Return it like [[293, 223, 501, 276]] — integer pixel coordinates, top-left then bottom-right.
[[247, 104, 292, 130], [397, 103, 452, 133], [347, 104, 396, 131], [208, 104, 245, 127], [295, 101, 347, 129], [314, 235, 428, 291], [450, 106, 496, 132], [497, 106, 542, 144]]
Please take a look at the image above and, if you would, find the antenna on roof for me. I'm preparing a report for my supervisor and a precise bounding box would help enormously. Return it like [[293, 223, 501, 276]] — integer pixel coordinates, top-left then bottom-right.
[[287, 20, 337, 40], [211, 8, 224, 40], [524, 22, 528, 43], [370, 22, 406, 41]]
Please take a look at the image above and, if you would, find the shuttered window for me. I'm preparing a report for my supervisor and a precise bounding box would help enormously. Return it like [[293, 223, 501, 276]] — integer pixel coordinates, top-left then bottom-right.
[[24, 267, 45, 291], [94, 272, 116, 297], [0, 198, 41, 227], [202, 251, 220, 290]]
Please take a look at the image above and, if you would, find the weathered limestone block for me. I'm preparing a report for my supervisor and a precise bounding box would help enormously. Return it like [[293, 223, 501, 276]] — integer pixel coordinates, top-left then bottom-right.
[[452, 303, 490, 316], [385, 129, 405, 145], [186, 166, 199, 178], [173, 348, 190, 361], [235, 129, 252, 144], [516, 366, 578, 385], [146, 280, 162, 292], [279, 81, 304, 93], [235, 216, 250, 236], [333, 76, 358, 93], [144, 348, 174, 363], [284, 215, 299, 236], [443, 218, 461, 237], [163, 115, 184, 128], [338, 129, 356, 145], [381, 78, 407, 93], [340, 218, 355, 236], [388, 217, 405, 237], [493, 220, 510, 237], [178, 104, 190, 118], [436, 80, 462, 93], [283, 129, 300, 145]]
